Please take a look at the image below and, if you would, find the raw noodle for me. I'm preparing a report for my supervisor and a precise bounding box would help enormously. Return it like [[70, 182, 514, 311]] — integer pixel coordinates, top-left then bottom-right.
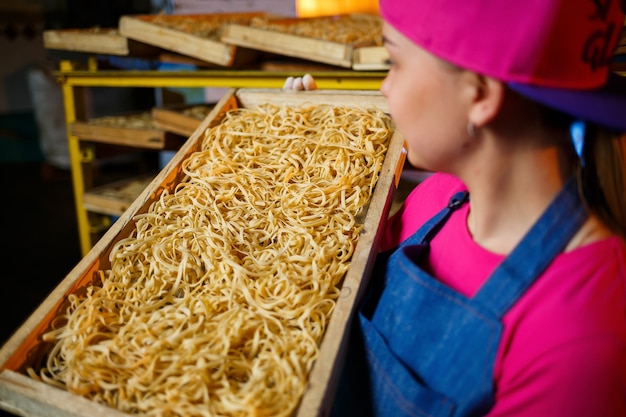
[[30, 103, 392, 417]]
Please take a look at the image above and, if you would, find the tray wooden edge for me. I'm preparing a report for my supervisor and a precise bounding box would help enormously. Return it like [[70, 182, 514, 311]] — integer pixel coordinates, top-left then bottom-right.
[[352, 45, 390, 71], [119, 15, 237, 66], [151, 106, 211, 137], [43, 29, 130, 55], [221, 24, 353, 68], [43, 29, 161, 56], [0, 370, 131, 417]]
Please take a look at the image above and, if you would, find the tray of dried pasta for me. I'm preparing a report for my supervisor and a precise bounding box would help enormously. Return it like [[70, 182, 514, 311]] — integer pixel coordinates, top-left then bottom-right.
[[118, 12, 275, 67], [0, 88, 405, 417], [220, 14, 390, 70]]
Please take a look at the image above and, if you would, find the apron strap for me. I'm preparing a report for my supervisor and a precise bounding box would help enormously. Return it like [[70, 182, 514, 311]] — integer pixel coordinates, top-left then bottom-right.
[[401, 190, 469, 247], [472, 177, 588, 317]]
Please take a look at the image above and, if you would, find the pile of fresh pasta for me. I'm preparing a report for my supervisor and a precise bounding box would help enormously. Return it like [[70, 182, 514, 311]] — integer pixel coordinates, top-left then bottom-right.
[[30, 102, 393, 417]]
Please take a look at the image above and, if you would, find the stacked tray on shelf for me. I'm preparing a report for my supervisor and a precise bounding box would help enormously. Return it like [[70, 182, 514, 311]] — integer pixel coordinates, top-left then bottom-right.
[[221, 13, 389, 70], [118, 11, 273, 67], [44, 11, 390, 70], [70, 105, 213, 217], [69, 110, 184, 218], [43, 27, 160, 56]]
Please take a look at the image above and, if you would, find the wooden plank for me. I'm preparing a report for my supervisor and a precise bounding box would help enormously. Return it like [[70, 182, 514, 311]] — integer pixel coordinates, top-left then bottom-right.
[[0, 371, 130, 417], [118, 12, 269, 67], [0, 88, 405, 417], [70, 122, 166, 149], [236, 88, 390, 112], [151, 103, 216, 137], [352, 45, 390, 71], [221, 24, 353, 68], [70, 111, 185, 149], [43, 28, 160, 56], [83, 175, 155, 216]]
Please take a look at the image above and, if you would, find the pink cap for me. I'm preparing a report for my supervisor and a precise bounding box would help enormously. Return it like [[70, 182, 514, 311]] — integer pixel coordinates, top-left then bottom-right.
[[379, 0, 624, 89]]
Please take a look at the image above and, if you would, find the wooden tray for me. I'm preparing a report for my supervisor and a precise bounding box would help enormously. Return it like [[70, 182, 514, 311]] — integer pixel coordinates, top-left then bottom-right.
[[118, 12, 271, 67], [0, 88, 406, 417], [70, 111, 186, 150], [220, 14, 389, 70], [353, 45, 389, 70], [43, 28, 160, 56], [83, 175, 155, 217], [151, 103, 216, 137]]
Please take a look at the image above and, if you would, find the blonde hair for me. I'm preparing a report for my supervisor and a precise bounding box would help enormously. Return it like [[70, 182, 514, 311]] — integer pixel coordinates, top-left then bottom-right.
[[582, 128, 626, 239], [535, 101, 626, 239]]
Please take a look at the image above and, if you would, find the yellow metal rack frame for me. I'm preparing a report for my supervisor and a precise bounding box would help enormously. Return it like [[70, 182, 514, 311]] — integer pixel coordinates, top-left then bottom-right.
[[55, 59, 387, 255]]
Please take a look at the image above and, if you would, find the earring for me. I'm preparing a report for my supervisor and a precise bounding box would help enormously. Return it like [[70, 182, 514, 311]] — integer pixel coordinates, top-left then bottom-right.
[[467, 121, 478, 138], [569, 120, 586, 168]]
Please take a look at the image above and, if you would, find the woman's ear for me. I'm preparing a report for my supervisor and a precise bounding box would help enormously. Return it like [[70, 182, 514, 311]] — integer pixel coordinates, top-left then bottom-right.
[[467, 74, 506, 128]]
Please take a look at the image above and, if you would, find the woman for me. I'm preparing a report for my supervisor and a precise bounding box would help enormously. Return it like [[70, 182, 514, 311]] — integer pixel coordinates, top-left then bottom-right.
[[288, 0, 626, 415]]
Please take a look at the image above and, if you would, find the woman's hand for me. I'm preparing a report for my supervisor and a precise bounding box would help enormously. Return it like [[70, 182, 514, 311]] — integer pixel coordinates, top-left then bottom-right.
[[283, 74, 318, 91]]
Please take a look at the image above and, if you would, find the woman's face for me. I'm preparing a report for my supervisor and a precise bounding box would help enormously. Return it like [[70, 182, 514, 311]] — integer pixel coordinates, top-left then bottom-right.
[[380, 22, 472, 172]]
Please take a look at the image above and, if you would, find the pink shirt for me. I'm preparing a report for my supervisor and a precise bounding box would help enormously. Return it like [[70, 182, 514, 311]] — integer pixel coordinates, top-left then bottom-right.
[[381, 172, 626, 416]]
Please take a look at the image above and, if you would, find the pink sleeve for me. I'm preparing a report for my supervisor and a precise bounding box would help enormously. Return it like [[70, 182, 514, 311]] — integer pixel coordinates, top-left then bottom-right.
[[380, 173, 467, 251], [487, 337, 626, 416], [489, 242, 626, 416]]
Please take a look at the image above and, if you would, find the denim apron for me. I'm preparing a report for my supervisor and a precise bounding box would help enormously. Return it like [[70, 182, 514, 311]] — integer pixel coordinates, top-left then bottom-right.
[[332, 178, 587, 417]]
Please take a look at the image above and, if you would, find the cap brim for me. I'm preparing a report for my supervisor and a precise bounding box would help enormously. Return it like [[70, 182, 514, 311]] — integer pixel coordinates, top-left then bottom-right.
[[508, 72, 626, 131]]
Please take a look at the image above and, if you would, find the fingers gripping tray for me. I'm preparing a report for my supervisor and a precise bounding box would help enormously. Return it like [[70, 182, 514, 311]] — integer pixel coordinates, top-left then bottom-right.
[[0, 88, 406, 417]]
